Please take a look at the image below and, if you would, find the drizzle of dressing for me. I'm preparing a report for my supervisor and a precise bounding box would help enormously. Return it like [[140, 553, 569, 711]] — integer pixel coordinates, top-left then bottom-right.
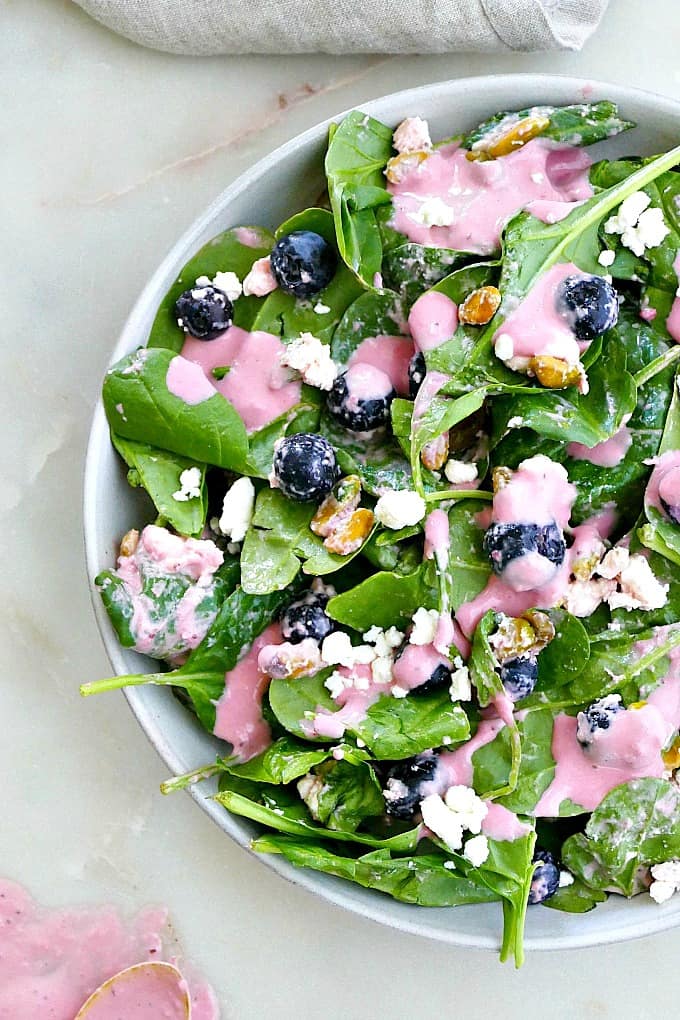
[[567, 423, 633, 468], [392, 643, 451, 691], [646, 450, 680, 518], [348, 335, 414, 396], [74, 963, 189, 1020], [212, 622, 282, 761], [666, 252, 680, 343], [305, 665, 381, 739], [408, 291, 459, 352], [387, 138, 592, 255]]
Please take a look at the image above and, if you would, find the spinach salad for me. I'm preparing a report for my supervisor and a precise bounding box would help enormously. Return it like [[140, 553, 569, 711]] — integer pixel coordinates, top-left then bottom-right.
[[83, 102, 680, 963]]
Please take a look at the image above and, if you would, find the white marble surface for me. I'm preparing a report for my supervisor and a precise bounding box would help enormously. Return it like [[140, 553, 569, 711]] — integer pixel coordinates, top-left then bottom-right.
[[4, 1, 680, 1016]]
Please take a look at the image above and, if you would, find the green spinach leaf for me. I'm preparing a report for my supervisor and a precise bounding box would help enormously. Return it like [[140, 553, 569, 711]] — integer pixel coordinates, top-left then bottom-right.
[[463, 101, 633, 151]]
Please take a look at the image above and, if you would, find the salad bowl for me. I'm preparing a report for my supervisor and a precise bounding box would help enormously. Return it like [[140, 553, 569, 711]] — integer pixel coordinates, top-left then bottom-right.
[[84, 73, 680, 953]]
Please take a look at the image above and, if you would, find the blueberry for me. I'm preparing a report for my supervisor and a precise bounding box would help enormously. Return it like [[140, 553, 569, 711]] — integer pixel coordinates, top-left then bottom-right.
[[576, 694, 623, 747], [393, 642, 452, 696], [558, 275, 619, 342], [408, 351, 426, 398], [528, 849, 560, 905], [269, 231, 337, 298], [500, 655, 539, 702], [281, 590, 336, 645], [661, 497, 680, 526], [175, 284, 233, 340], [483, 521, 566, 576], [327, 365, 396, 433], [383, 753, 439, 820], [272, 433, 339, 503]]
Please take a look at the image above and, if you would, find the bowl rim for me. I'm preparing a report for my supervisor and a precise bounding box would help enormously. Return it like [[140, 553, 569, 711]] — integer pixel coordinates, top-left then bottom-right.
[[84, 71, 680, 953]]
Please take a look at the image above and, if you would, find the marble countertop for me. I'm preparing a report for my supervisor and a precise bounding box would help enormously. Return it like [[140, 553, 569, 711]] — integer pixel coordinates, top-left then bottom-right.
[[5, 1, 680, 1015]]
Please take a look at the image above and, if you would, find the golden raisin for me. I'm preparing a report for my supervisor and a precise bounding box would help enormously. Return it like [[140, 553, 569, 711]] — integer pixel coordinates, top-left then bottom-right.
[[311, 475, 361, 537], [324, 508, 374, 555], [529, 355, 583, 390], [485, 115, 550, 159], [421, 432, 450, 471], [385, 151, 429, 184], [119, 528, 139, 558], [459, 286, 502, 326]]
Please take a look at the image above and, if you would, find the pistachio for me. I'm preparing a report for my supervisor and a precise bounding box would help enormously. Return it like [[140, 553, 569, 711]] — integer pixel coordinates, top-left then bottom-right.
[[311, 474, 361, 537], [385, 150, 429, 184], [490, 610, 555, 663], [529, 355, 583, 390], [492, 466, 513, 493], [324, 508, 375, 555], [459, 285, 502, 326], [421, 432, 450, 471], [119, 528, 139, 558], [484, 115, 550, 159]]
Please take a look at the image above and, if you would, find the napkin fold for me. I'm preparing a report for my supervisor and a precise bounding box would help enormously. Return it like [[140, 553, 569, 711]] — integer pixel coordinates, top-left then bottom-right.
[[74, 0, 609, 55]]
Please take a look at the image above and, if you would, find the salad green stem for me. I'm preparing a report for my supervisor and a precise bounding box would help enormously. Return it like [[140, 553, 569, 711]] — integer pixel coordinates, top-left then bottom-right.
[[160, 761, 227, 795], [633, 346, 680, 388], [424, 488, 494, 504], [79, 671, 217, 697]]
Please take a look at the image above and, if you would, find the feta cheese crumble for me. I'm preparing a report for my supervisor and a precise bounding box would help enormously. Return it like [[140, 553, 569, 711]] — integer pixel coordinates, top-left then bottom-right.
[[218, 476, 255, 543], [172, 466, 202, 503], [444, 459, 478, 485], [321, 631, 375, 668], [420, 786, 488, 852], [409, 607, 440, 646], [374, 490, 426, 530], [363, 625, 404, 657], [393, 117, 433, 154], [408, 196, 455, 228], [597, 248, 616, 268], [449, 665, 472, 702], [494, 333, 515, 362], [280, 332, 337, 391], [212, 270, 243, 302], [649, 860, 680, 904], [605, 191, 670, 257], [463, 834, 490, 867]]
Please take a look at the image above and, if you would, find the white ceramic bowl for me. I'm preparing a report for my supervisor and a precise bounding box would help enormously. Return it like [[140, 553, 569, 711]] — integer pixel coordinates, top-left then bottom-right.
[[85, 74, 680, 952]]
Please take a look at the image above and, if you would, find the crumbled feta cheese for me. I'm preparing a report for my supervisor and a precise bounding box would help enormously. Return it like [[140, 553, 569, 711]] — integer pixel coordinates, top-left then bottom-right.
[[421, 786, 488, 852], [507, 416, 524, 429], [494, 333, 515, 362], [194, 275, 212, 287], [649, 880, 676, 904], [374, 490, 426, 529], [559, 870, 575, 888], [363, 625, 404, 658], [605, 191, 651, 233], [463, 834, 490, 867], [325, 670, 352, 700], [444, 459, 478, 485], [297, 773, 324, 819], [321, 631, 376, 667], [605, 192, 670, 257], [408, 196, 455, 228], [563, 577, 615, 618], [172, 466, 202, 503], [597, 249, 616, 267], [443, 860, 456, 871], [313, 301, 331, 314], [212, 270, 243, 302], [280, 332, 338, 391], [597, 546, 630, 580], [409, 607, 440, 646], [218, 476, 255, 543], [443, 785, 488, 835], [393, 117, 433, 154], [649, 862, 680, 904], [391, 684, 408, 699], [449, 665, 472, 703], [243, 256, 278, 297], [607, 554, 668, 611], [371, 656, 394, 685]]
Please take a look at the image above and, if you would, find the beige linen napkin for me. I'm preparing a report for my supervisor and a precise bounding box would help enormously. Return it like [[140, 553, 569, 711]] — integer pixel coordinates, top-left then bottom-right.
[[73, 0, 609, 55]]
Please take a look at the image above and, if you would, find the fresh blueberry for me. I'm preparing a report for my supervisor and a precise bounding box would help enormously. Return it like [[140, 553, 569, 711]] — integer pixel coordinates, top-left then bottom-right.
[[272, 433, 339, 502], [528, 849, 560, 905], [175, 284, 233, 340], [281, 590, 336, 645], [269, 231, 337, 298], [408, 351, 427, 398], [383, 753, 439, 820], [483, 521, 566, 576], [500, 655, 539, 702], [558, 274, 619, 342], [327, 364, 396, 433], [576, 694, 623, 747]]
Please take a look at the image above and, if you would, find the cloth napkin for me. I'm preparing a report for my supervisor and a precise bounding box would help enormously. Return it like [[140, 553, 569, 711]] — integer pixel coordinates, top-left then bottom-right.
[[74, 0, 609, 55]]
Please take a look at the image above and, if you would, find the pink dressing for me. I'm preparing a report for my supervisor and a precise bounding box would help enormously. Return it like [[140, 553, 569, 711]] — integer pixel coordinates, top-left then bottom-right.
[[666, 252, 680, 343], [0, 881, 217, 1020], [482, 802, 531, 841], [233, 226, 269, 248], [424, 508, 450, 564], [567, 424, 632, 468], [75, 963, 189, 1020], [387, 138, 592, 255], [306, 665, 382, 739], [180, 327, 301, 432], [166, 356, 218, 406], [640, 305, 657, 323], [492, 262, 586, 366], [408, 291, 459, 352], [411, 369, 449, 432], [348, 334, 415, 396], [392, 642, 451, 691], [645, 450, 680, 518], [343, 362, 394, 408], [212, 622, 282, 761]]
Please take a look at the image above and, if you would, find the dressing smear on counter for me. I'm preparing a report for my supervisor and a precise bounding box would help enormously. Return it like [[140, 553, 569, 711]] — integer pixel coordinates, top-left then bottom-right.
[[0, 880, 218, 1020]]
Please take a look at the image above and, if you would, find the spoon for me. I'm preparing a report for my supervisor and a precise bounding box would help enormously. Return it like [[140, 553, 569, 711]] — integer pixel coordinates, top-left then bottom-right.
[[74, 961, 191, 1019]]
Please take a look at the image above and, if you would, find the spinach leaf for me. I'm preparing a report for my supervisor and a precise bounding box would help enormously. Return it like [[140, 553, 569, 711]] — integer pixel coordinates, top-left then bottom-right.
[[542, 879, 607, 914], [223, 735, 340, 784], [305, 758, 385, 832], [469, 831, 536, 967], [463, 101, 633, 151], [381, 243, 471, 306], [148, 226, 275, 352], [326, 564, 436, 631], [251, 208, 364, 342], [330, 288, 407, 367], [639, 373, 680, 565], [561, 778, 680, 896], [473, 710, 556, 814], [111, 434, 207, 538], [536, 610, 591, 692], [319, 409, 420, 496], [103, 347, 250, 474], [325, 111, 394, 286], [447, 500, 491, 610], [246, 396, 322, 480], [240, 488, 368, 594]]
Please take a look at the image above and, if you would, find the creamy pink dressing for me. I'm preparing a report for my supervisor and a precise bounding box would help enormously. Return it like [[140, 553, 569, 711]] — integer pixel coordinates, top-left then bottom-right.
[[233, 226, 269, 248], [645, 450, 680, 518], [483, 802, 531, 841], [424, 508, 450, 562], [343, 362, 394, 407], [75, 963, 189, 1020], [492, 262, 586, 365], [306, 665, 382, 739], [212, 622, 282, 761], [407, 291, 459, 352], [166, 356, 217, 406], [567, 424, 632, 467], [411, 370, 449, 432], [387, 138, 592, 255], [392, 643, 451, 691], [0, 881, 217, 1020], [348, 335, 414, 396], [640, 306, 657, 323], [666, 252, 680, 343], [179, 327, 301, 432]]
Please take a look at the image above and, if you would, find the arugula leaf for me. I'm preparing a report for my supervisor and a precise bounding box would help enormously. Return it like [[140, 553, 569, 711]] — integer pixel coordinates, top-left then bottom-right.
[[326, 564, 436, 631], [463, 101, 634, 151], [111, 434, 207, 538], [147, 226, 275, 352], [562, 778, 680, 896], [103, 347, 250, 474], [325, 111, 394, 286]]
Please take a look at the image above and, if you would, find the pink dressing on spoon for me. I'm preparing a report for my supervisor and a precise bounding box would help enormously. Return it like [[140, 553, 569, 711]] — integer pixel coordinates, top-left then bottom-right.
[[666, 252, 680, 343], [408, 291, 459, 352], [180, 327, 301, 432], [0, 881, 217, 1020], [348, 335, 415, 396], [213, 622, 282, 761], [387, 138, 592, 255], [567, 423, 633, 468]]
